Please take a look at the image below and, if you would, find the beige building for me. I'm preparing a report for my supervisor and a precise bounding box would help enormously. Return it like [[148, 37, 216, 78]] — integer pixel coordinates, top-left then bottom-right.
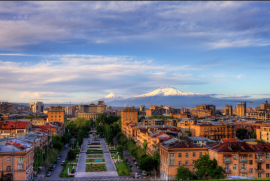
[[121, 107, 138, 130], [256, 123, 270, 143], [224, 104, 233, 116], [29, 102, 44, 113], [236, 102, 246, 116], [247, 110, 270, 121], [0, 102, 14, 114], [77, 101, 106, 121], [64, 106, 76, 117]]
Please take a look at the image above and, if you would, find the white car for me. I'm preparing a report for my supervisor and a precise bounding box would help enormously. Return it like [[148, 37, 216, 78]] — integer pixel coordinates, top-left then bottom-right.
[[142, 170, 147, 176]]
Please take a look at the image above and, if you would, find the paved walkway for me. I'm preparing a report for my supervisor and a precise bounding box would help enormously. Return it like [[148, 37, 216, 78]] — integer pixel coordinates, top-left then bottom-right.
[[76, 137, 88, 172]]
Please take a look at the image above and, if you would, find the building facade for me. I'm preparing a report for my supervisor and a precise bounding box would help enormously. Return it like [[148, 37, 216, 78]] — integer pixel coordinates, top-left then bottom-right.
[[47, 106, 65, 123], [121, 107, 138, 130], [225, 105, 233, 116], [29, 102, 44, 113]]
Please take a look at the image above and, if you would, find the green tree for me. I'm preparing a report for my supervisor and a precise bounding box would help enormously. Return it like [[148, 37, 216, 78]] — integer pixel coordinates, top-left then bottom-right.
[[67, 149, 76, 161], [176, 165, 192, 181], [251, 132, 256, 139], [194, 154, 225, 179], [143, 140, 148, 150], [153, 151, 160, 172], [236, 128, 249, 140], [188, 132, 192, 136], [53, 140, 64, 151], [116, 145, 123, 155], [138, 154, 154, 172]]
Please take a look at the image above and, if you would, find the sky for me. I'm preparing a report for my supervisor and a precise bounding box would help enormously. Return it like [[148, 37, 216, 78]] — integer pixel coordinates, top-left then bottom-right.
[[0, 1, 270, 104]]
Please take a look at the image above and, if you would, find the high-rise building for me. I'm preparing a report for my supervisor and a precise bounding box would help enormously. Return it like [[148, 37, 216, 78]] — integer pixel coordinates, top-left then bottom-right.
[[0, 102, 14, 114], [224, 104, 232, 116], [121, 107, 138, 130], [236, 102, 246, 116], [29, 102, 44, 113], [140, 105, 145, 111]]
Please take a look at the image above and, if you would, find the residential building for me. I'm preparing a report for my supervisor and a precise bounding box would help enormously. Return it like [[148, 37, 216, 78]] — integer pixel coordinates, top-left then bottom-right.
[[121, 107, 138, 130], [256, 123, 270, 143], [205, 138, 270, 179], [0, 121, 31, 138], [187, 136, 216, 146], [140, 105, 145, 111], [160, 139, 208, 180], [47, 106, 65, 123], [225, 105, 233, 116], [29, 102, 44, 113], [64, 106, 76, 117], [236, 102, 246, 116], [0, 138, 34, 181], [31, 118, 47, 126], [190, 121, 236, 140], [0, 102, 14, 114], [140, 119, 164, 126], [246, 110, 270, 121]]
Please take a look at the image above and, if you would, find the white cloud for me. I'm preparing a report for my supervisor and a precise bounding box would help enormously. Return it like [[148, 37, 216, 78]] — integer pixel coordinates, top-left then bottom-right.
[[236, 74, 245, 79]]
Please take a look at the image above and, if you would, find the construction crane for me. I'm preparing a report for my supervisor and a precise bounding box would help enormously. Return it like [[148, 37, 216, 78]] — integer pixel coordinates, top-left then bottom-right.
[[213, 100, 253, 104]]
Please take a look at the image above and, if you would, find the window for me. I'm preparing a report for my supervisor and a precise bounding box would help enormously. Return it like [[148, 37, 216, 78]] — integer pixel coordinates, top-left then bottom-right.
[[193, 152, 196, 157], [193, 160, 196, 165], [185, 153, 189, 158], [249, 160, 253, 165], [233, 155, 237, 160], [267, 173, 270, 178], [249, 168, 253, 173], [6, 166, 11, 171], [170, 160, 174, 165], [185, 161, 189, 165], [258, 173, 261, 178], [18, 157, 23, 162], [18, 165, 23, 170], [233, 164, 237, 170], [241, 164, 245, 169], [170, 153, 175, 158], [193, 168, 196, 173], [267, 164, 270, 169], [213, 153, 215, 159], [7, 157, 11, 162], [267, 154, 269, 159], [200, 152, 203, 156], [178, 153, 182, 158], [179, 161, 182, 165]]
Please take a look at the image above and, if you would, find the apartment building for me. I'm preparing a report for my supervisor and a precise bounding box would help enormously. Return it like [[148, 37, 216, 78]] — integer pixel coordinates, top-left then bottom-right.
[[246, 110, 270, 121], [31, 118, 47, 126], [206, 138, 270, 179], [0, 139, 34, 181], [187, 136, 216, 146], [47, 106, 65, 123], [160, 139, 208, 180], [233, 120, 264, 134], [256, 123, 270, 143], [236, 102, 246, 116], [0, 102, 14, 114], [225, 105, 233, 116], [29, 102, 44, 113], [0, 121, 31, 138], [140, 105, 145, 111], [140, 119, 164, 126], [64, 106, 76, 117], [121, 107, 138, 130], [190, 121, 236, 140]]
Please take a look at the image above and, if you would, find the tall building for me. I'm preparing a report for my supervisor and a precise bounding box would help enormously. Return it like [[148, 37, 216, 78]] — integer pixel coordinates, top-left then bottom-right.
[[0, 102, 14, 114], [236, 102, 246, 116], [29, 102, 44, 113], [47, 106, 65, 123], [121, 107, 138, 130], [224, 104, 233, 116], [260, 100, 270, 110], [64, 106, 76, 117], [140, 105, 145, 111], [77, 101, 106, 121]]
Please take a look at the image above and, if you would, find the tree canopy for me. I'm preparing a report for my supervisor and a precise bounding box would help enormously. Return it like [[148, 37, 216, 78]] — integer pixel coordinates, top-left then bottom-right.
[[138, 154, 154, 172], [176, 165, 192, 181]]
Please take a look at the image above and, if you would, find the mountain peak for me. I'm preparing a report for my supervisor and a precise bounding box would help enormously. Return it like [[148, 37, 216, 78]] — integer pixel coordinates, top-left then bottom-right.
[[104, 93, 121, 99], [133, 86, 205, 97]]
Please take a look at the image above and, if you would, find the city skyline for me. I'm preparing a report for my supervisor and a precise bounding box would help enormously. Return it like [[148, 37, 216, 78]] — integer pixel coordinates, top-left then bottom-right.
[[1, 1, 270, 103]]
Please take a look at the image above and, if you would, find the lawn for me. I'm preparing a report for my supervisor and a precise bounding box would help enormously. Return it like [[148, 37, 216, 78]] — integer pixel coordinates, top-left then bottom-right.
[[86, 158, 105, 162], [66, 159, 78, 163], [85, 164, 107, 172], [60, 164, 77, 177], [111, 153, 121, 159], [87, 155, 104, 159], [115, 161, 130, 176], [87, 150, 103, 154]]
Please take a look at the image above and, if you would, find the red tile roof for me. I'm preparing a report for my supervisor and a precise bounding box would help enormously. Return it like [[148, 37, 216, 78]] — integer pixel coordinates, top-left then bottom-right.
[[0, 121, 29, 129], [221, 138, 239, 143]]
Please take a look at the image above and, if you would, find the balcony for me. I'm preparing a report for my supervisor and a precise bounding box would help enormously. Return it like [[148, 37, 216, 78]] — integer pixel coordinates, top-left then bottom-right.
[[240, 159, 248, 163], [240, 169, 247, 173], [224, 169, 231, 173], [256, 159, 264, 163], [224, 159, 232, 163]]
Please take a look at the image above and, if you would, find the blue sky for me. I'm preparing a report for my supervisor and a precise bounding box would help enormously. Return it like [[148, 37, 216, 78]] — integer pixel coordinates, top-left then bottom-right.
[[0, 1, 270, 103]]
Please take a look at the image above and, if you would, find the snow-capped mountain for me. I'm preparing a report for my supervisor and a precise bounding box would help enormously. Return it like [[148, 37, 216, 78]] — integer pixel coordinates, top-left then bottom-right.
[[104, 93, 121, 99], [133, 86, 207, 97]]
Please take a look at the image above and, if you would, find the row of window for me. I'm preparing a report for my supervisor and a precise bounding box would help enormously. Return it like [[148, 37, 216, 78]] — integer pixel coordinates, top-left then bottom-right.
[[171, 152, 202, 158], [6, 157, 24, 162], [51, 116, 62, 118], [6, 164, 23, 171]]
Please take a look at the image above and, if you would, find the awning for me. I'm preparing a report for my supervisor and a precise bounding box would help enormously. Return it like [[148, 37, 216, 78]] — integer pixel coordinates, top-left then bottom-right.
[[240, 154, 248, 156], [223, 154, 232, 157], [256, 153, 265, 156]]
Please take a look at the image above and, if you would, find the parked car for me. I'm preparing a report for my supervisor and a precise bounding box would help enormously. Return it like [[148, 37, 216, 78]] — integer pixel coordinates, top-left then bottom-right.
[[126, 161, 130, 165], [49, 167, 54, 171], [54, 160, 57, 164], [64, 144, 68, 148], [137, 165, 140, 169], [142, 170, 147, 176], [134, 161, 138, 165], [57, 157, 60, 160], [61, 161, 65, 165], [51, 164, 56, 169], [134, 173, 141, 178], [46, 172, 51, 177]]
